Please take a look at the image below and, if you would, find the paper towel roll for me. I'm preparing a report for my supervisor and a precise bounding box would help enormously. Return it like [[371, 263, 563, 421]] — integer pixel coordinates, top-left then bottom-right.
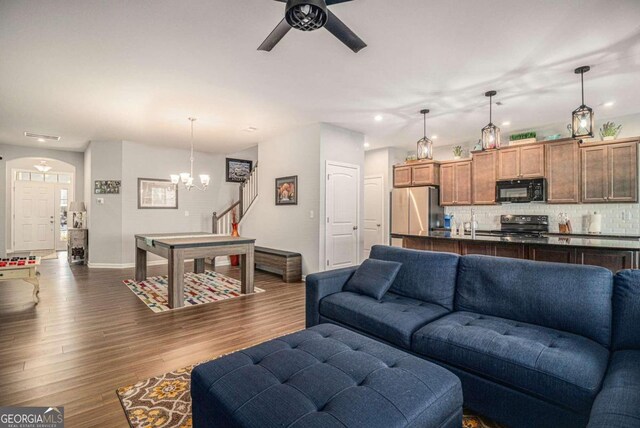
[[588, 213, 602, 234]]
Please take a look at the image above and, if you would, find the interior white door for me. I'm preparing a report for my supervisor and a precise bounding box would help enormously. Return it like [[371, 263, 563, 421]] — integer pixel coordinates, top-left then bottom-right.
[[363, 176, 384, 259], [14, 181, 55, 251], [326, 162, 359, 270]]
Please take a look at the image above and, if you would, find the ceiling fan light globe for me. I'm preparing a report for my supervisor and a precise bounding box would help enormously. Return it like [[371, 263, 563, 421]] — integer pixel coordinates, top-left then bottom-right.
[[286, 0, 328, 31]]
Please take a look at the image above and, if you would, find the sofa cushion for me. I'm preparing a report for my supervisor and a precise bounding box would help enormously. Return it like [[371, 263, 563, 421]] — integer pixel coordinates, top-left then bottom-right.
[[588, 350, 640, 428], [612, 270, 640, 350], [370, 245, 459, 310], [344, 258, 402, 300], [412, 311, 609, 414], [191, 324, 463, 428], [320, 291, 449, 348], [455, 255, 613, 347]]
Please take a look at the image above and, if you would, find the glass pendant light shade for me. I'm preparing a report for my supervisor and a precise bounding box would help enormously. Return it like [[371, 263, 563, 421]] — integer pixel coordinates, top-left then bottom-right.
[[199, 174, 210, 188], [572, 66, 594, 138], [416, 109, 433, 160], [481, 90, 501, 150], [170, 174, 180, 184]]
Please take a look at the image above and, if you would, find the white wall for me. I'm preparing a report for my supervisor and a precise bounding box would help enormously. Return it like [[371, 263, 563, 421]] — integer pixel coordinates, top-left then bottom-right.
[[0, 143, 84, 256], [241, 124, 322, 274]]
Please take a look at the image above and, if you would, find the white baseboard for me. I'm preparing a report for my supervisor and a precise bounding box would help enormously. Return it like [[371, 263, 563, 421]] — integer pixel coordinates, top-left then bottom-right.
[[87, 258, 231, 269]]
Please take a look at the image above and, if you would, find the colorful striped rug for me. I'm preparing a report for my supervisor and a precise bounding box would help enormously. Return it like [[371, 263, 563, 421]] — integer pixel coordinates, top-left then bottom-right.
[[123, 270, 264, 313]]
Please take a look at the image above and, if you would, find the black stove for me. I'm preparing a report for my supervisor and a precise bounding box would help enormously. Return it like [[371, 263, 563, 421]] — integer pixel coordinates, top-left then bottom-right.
[[493, 215, 549, 238]]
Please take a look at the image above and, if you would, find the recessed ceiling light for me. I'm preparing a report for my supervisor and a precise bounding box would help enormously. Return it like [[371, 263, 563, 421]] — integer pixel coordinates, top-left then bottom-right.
[[24, 131, 61, 141], [363, 142, 370, 148], [431, 135, 438, 140], [37, 138, 45, 142], [604, 101, 615, 107], [244, 126, 258, 132], [374, 115, 383, 122], [502, 121, 511, 126]]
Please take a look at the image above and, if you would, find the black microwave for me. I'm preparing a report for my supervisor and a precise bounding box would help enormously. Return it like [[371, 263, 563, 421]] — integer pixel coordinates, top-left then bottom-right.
[[496, 178, 546, 203]]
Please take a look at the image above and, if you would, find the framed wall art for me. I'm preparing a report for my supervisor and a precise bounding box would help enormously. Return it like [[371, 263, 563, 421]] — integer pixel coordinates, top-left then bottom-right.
[[226, 158, 253, 183], [275, 176, 297, 206], [94, 180, 121, 194], [137, 178, 178, 209]]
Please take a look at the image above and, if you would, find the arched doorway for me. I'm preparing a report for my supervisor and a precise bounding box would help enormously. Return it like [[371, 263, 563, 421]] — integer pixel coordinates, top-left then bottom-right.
[[6, 157, 76, 252]]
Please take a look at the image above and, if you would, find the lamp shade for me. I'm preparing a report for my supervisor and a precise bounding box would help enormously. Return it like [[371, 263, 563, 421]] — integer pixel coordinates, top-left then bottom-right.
[[69, 201, 86, 212]]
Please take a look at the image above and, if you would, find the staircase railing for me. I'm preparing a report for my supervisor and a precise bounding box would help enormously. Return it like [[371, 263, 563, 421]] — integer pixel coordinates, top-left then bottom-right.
[[212, 163, 258, 234]]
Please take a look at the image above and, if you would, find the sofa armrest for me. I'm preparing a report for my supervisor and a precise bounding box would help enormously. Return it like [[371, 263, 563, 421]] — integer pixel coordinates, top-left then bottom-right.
[[305, 266, 358, 328]]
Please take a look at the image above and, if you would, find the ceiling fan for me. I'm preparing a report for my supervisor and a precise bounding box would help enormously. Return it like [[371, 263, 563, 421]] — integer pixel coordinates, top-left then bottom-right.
[[258, 0, 367, 53]]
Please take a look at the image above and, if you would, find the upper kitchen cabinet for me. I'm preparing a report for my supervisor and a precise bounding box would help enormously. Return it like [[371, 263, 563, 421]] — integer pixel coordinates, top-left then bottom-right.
[[472, 151, 497, 205], [497, 144, 545, 180], [393, 162, 440, 187], [546, 140, 580, 204], [393, 166, 412, 187], [582, 139, 638, 203], [440, 160, 472, 206]]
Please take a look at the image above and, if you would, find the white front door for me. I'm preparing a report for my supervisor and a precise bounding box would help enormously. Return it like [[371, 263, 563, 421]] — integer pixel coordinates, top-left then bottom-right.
[[363, 175, 384, 259], [326, 162, 360, 270], [14, 181, 55, 251]]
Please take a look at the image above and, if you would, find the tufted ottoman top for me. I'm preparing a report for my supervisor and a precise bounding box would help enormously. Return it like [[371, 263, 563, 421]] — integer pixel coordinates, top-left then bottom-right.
[[191, 324, 462, 428]]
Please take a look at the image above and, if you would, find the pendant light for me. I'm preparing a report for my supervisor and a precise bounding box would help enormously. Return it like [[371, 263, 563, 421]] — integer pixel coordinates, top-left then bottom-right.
[[572, 65, 594, 139], [170, 118, 210, 191], [416, 109, 433, 160], [481, 90, 501, 150]]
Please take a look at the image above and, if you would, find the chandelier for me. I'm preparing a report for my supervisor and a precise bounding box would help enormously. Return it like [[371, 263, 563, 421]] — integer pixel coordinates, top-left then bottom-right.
[[170, 118, 210, 191], [481, 90, 501, 150], [34, 160, 52, 172]]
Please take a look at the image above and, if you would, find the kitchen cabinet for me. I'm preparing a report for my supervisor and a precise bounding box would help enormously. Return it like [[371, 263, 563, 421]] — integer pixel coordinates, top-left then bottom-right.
[[576, 248, 637, 272], [411, 163, 439, 186], [546, 140, 580, 204], [460, 241, 526, 259], [393, 162, 440, 187], [472, 151, 497, 204], [393, 166, 412, 187], [528, 245, 575, 264], [497, 144, 545, 180], [440, 161, 472, 206], [581, 141, 638, 203]]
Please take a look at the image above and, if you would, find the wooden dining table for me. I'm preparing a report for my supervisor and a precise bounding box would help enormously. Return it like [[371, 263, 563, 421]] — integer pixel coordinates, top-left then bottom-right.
[[134, 233, 255, 309]]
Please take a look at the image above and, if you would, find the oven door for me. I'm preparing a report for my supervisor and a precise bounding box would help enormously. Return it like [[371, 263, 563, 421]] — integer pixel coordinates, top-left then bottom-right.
[[496, 181, 531, 203]]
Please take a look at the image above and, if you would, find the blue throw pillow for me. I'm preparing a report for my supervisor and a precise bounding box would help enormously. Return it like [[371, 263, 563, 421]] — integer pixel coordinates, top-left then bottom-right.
[[344, 259, 402, 300]]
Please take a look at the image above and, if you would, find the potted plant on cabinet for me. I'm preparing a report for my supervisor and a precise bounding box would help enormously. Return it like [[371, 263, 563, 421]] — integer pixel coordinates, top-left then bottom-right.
[[453, 146, 463, 159], [599, 121, 622, 141]]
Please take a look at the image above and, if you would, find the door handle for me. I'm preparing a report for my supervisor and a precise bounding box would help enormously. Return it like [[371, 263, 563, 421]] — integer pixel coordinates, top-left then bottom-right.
[[377, 224, 381, 227], [353, 226, 358, 230]]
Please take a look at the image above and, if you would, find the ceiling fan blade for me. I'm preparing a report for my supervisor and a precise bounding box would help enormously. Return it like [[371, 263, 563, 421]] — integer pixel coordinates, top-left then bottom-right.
[[258, 18, 292, 51], [326, 0, 355, 5], [324, 10, 366, 53]]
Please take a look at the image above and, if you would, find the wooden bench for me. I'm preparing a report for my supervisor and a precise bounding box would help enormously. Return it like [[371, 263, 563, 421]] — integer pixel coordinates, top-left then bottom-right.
[[254, 246, 302, 283]]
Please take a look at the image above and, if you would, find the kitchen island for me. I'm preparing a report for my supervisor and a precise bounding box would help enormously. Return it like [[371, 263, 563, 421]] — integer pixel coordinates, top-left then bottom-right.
[[394, 231, 640, 272]]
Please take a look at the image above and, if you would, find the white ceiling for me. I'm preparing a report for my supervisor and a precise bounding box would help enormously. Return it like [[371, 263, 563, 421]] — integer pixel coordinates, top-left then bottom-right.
[[1, 0, 640, 154]]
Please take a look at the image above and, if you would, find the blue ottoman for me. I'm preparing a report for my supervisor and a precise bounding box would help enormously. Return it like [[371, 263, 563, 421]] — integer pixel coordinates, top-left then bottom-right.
[[191, 324, 462, 428]]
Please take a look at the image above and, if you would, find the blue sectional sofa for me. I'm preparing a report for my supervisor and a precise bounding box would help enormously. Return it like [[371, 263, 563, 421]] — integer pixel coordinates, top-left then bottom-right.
[[306, 245, 640, 428]]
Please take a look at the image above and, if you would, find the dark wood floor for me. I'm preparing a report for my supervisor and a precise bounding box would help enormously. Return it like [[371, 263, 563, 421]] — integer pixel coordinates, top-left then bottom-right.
[[0, 255, 305, 427]]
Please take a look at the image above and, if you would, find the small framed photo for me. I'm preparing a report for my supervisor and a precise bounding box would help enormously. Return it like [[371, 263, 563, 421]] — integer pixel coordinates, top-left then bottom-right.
[[226, 158, 253, 183], [94, 180, 121, 194], [138, 178, 178, 209], [275, 176, 297, 206]]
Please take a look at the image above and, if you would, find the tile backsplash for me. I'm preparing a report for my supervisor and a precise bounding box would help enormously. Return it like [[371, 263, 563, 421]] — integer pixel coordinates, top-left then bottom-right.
[[445, 203, 640, 235]]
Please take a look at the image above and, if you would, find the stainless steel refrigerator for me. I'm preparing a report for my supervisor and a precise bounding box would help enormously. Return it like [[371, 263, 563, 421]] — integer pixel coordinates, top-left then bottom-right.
[[391, 187, 443, 239]]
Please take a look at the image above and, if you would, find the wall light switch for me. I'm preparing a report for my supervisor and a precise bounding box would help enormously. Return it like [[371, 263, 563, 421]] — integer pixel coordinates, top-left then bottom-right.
[[309, 210, 314, 219], [96, 198, 104, 205], [184, 211, 190, 217]]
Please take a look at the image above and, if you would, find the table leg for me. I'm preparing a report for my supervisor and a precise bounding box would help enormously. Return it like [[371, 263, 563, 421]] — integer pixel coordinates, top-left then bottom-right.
[[240, 244, 255, 294], [25, 271, 40, 304], [168, 249, 185, 308], [194, 258, 205, 274], [135, 242, 147, 282]]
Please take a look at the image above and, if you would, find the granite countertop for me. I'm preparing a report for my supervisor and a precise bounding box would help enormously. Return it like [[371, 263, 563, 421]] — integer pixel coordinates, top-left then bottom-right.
[[394, 231, 640, 250], [431, 228, 640, 240]]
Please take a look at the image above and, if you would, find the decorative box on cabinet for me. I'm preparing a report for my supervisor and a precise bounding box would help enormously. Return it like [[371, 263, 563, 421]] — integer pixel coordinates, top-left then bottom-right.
[[67, 229, 88, 265]]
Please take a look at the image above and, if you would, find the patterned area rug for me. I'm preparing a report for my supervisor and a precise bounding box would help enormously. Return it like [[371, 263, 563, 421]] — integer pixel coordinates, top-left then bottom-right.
[[117, 359, 503, 428], [123, 270, 264, 313]]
